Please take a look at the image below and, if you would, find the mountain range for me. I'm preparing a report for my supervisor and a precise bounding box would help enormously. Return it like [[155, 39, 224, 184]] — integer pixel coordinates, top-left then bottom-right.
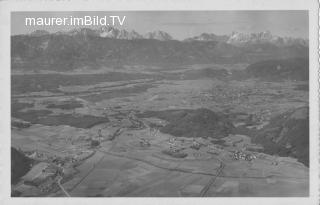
[[41, 27, 173, 41], [27, 27, 307, 47], [12, 27, 309, 71]]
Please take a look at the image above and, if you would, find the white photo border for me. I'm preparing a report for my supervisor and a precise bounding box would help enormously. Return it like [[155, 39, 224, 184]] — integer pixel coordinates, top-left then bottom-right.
[[0, 0, 318, 205]]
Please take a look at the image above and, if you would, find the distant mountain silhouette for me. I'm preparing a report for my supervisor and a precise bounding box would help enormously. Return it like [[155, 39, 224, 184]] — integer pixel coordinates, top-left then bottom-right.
[[11, 30, 308, 71], [27, 28, 307, 47]]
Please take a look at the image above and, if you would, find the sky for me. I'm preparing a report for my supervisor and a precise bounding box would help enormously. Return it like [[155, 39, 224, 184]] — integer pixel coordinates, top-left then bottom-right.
[[11, 11, 308, 39]]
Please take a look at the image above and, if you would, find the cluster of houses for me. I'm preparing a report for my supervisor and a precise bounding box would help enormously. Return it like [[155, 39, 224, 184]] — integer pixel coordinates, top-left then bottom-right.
[[232, 150, 257, 161]]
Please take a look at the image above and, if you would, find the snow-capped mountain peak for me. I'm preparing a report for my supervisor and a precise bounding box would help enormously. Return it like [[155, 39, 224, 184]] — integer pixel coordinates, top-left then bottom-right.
[[144, 30, 173, 41], [184, 33, 229, 42], [29, 28, 307, 47], [227, 31, 307, 46]]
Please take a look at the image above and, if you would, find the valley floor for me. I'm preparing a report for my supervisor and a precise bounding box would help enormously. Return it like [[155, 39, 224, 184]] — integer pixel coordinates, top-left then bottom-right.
[[11, 64, 309, 197]]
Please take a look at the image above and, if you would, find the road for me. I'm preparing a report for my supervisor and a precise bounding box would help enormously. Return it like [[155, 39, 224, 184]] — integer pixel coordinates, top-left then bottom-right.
[[199, 162, 225, 197], [57, 176, 71, 197]]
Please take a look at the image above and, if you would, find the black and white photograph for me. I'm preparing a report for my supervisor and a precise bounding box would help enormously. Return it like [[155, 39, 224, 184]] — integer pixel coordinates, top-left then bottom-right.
[[0, 0, 319, 204], [9, 10, 311, 197]]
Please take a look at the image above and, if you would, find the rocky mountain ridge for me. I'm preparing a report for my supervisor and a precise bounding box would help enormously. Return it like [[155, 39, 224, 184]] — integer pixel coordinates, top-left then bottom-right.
[[27, 28, 308, 47]]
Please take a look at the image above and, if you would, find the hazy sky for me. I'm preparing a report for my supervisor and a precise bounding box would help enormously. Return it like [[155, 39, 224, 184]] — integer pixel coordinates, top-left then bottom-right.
[[11, 11, 308, 39]]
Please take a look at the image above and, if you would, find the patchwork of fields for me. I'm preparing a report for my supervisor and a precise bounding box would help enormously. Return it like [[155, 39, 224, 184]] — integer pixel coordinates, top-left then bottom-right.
[[11, 63, 309, 197]]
